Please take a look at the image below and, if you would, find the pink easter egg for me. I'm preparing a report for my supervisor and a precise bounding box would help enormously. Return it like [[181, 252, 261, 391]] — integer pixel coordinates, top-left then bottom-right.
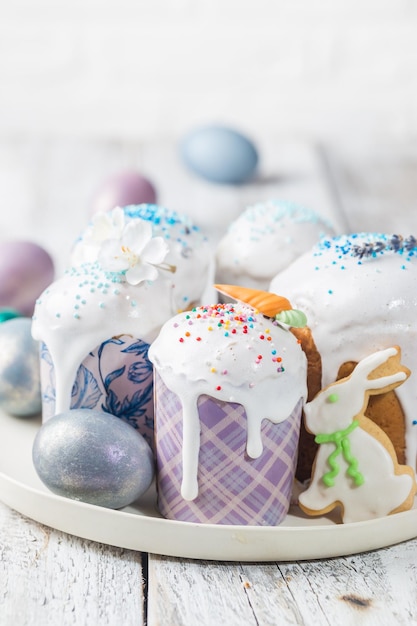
[[91, 170, 157, 215], [0, 241, 55, 316]]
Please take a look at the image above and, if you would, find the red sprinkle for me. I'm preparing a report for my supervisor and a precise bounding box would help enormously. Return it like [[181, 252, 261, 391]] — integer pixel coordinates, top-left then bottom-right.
[[216, 385, 222, 391], [179, 338, 184, 343]]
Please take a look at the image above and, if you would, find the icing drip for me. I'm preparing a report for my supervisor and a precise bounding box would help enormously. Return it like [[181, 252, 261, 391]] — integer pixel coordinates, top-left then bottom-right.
[[32, 263, 173, 415], [149, 303, 307, 500]]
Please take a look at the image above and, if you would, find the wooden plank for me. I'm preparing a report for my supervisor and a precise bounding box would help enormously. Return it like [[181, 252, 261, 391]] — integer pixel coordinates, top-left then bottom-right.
[[322, 140, 417, 234], [0, 501, 145, 626], [148, 539, 417, 626]]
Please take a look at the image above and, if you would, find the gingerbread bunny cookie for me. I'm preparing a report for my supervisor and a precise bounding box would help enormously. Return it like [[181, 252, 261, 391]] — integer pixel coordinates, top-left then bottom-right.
[[299, 346, 417, 523]]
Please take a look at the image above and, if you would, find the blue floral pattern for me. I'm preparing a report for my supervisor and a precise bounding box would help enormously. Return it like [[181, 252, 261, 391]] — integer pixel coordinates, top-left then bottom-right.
[[40, 336, 155, 448]]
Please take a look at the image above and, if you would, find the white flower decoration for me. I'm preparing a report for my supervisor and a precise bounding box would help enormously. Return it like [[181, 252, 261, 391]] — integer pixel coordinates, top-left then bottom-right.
[[88, 206, 126, 243], [98, 219, 170, 285], [71, 207, 126, 266]]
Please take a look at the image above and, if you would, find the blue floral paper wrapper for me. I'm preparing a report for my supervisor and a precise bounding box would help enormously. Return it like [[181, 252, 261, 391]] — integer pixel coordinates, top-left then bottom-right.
[[40, 336, 155, 449]]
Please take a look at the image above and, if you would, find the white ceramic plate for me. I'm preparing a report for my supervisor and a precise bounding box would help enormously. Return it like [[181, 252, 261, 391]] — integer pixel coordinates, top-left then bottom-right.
[[0, 410, 416, 562]]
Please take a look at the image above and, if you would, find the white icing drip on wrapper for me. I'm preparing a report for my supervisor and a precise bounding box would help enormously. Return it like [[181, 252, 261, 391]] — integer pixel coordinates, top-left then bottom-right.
[[270, 232, 417, 473], [148, 302, 307, 501], [32, 262, 173, 415]]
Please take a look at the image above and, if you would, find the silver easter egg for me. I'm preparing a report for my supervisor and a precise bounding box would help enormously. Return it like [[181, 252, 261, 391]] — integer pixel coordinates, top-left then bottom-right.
[[32, 409, 155, 509], [0, 317, 41, 416]]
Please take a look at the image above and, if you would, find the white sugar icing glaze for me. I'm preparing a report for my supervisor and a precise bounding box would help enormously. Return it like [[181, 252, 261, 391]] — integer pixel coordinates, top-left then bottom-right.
[[299, 347, 416, 522], [270, 232, 417, 472], [32, 262, 173, 414], [148, 303, 307, 500], [216, 200, 335, 290], [71, 204, 214, 312]]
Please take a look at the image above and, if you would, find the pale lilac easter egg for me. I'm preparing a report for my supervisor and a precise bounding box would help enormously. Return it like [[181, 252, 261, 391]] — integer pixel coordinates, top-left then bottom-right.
[[0, 241, 54, 316], [91, 170, 157, 215]]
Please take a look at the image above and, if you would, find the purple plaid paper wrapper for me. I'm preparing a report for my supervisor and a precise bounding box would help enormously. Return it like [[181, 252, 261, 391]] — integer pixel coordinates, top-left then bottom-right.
[[154, 373, 302, 525], [39, 336, 155, 449]]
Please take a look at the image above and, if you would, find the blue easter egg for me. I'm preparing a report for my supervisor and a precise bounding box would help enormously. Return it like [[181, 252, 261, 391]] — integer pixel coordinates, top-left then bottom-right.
[[180, 125, 259, 184], [0, 317, 41, 416], [32, 409, 155, 509]]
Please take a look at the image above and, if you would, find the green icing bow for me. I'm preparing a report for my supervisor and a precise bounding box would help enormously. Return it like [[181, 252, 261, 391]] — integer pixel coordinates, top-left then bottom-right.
[[315, 420, 365, 488]]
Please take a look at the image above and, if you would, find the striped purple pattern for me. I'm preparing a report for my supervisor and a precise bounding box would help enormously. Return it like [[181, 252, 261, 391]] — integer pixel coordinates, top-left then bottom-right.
[[154, 374, 302, 526]]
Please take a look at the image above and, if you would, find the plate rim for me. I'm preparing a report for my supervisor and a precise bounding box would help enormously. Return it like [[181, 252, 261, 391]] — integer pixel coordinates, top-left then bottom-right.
[[1, 413, 416, 562]]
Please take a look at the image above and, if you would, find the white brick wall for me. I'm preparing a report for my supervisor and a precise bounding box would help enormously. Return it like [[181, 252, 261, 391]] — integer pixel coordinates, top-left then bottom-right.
[[0, 0, 416, 141]]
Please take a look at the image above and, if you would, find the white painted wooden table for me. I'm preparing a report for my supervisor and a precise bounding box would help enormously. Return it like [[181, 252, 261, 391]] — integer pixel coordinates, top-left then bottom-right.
[[0, 136, 416, 626]]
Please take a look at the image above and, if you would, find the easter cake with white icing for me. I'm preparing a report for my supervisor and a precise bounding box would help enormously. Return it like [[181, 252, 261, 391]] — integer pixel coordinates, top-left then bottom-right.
[[32, 205, 213, 446], [148, 287, 308, 525], [216, 200, 335, 291], [270, 232, 417, 483]]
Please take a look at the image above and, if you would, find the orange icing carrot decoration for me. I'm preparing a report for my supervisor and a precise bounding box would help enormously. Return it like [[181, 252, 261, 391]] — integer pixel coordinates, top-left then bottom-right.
[[215, 284, 292, 317]]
